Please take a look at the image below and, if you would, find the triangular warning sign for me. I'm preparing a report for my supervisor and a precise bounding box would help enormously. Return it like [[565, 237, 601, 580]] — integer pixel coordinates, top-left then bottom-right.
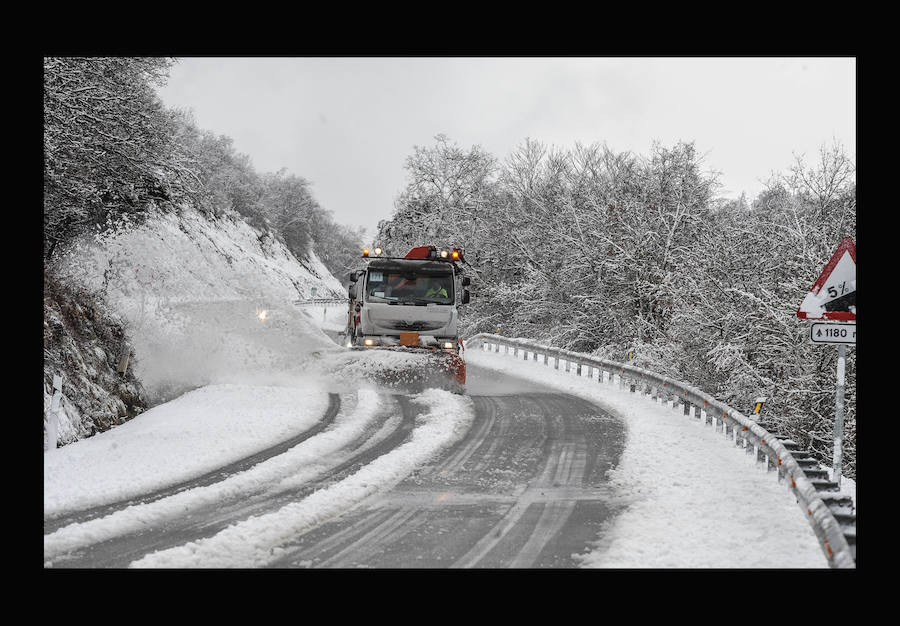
[[797, 238, 856, 321]]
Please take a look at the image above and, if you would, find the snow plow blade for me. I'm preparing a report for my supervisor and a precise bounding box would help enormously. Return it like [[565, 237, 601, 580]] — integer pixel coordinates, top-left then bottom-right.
[[348, 346, 466, 394]]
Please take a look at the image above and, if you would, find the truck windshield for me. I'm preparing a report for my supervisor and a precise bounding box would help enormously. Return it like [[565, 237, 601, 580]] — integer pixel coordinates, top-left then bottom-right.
[[365, 271, 453, 304]]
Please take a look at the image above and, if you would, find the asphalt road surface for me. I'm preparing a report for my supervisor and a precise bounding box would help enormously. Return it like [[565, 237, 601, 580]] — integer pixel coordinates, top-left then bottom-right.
[[45, 364, 626, 568]]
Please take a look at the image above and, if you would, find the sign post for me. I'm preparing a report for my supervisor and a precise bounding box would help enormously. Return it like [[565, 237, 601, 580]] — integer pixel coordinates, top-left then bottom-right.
[[797, 237, 856, 487], [833, 344, 847, 485]]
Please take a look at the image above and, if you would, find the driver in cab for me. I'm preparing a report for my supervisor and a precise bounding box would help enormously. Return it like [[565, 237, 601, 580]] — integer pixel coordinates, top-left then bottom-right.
[[423, 277, 448, 300]]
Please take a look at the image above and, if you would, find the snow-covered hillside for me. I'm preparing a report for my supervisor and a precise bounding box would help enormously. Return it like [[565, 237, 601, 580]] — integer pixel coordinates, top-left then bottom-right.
[[48, 208, 347, 425]]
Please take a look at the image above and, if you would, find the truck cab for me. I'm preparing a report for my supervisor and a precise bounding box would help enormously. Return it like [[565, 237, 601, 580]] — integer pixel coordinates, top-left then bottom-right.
[[346, 246, 471, 352]]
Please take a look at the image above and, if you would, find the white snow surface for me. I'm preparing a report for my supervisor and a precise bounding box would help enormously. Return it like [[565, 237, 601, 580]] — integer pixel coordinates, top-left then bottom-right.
[[43, 384, 330, 517], [464, 345, 854, 568], [49, 209, 346, 405]]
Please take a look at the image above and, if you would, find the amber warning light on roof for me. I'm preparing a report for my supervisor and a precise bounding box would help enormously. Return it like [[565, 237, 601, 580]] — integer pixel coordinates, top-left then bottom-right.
[[364, 246, 463, 261]]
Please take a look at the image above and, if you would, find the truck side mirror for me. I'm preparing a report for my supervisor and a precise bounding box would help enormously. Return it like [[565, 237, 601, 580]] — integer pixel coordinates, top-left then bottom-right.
[[462, 277, 471, 287], [461, 289, 470, 304], [348, 284, 357, 299], [348, 271, 359, 283]]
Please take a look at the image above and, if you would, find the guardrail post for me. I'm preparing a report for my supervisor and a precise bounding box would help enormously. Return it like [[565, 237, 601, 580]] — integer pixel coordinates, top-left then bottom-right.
[[745, 431, 756, 456], [555, 355, 559, 370], [739, 427, 748, 449]]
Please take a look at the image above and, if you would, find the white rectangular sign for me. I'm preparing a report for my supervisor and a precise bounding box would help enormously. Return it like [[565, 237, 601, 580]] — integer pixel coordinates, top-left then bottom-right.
[[810, 322, 856, 345]]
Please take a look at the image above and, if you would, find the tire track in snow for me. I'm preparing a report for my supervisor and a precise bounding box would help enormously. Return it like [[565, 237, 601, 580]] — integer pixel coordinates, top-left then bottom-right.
[[43, 392, 342, 534], [44, 390, 396, 566], [128, 389, 475, 568]]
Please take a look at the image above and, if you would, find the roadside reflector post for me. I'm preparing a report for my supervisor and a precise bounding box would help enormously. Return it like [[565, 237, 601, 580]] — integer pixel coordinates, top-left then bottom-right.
[[117, 342, 131, 377], [751, 397, 766, 421], [47, 374, 63, 452]]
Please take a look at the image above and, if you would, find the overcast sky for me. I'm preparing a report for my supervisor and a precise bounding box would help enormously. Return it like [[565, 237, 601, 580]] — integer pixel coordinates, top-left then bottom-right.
[[155, 57, 856, 239]]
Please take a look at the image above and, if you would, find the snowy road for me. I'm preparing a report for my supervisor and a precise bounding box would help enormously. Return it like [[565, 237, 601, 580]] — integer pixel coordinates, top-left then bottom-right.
[[270, 370, 626, 568], [44, 365, 627, 568]]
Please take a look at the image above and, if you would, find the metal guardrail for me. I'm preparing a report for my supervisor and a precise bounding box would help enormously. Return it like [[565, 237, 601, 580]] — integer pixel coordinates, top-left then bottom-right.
[[293, 298, 346, 307], [464, 333, 856, 569]]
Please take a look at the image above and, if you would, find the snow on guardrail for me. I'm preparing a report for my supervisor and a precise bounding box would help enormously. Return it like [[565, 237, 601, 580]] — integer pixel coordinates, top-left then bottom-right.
[[464, 333, 856, 569], [293, 298, 347, 307]]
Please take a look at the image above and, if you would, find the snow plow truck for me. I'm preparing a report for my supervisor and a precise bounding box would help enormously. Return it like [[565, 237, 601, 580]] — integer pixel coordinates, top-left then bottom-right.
[[345, 245, 471, 393]]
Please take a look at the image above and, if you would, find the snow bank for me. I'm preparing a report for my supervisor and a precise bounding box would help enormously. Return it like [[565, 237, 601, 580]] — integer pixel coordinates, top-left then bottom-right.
[[465, 346, 829, 568], [44, 384, 332, 517], [51, 209, 344, 402], [129, 389, 474, 568]]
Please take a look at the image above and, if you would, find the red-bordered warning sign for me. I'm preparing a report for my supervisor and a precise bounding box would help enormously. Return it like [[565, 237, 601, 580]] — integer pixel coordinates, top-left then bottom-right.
[[797, 238, 856, 321]]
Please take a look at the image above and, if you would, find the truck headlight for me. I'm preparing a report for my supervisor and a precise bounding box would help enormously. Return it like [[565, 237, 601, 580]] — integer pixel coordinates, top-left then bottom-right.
[[442, 341, 454, 349], [364, 338, 375, 346]]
